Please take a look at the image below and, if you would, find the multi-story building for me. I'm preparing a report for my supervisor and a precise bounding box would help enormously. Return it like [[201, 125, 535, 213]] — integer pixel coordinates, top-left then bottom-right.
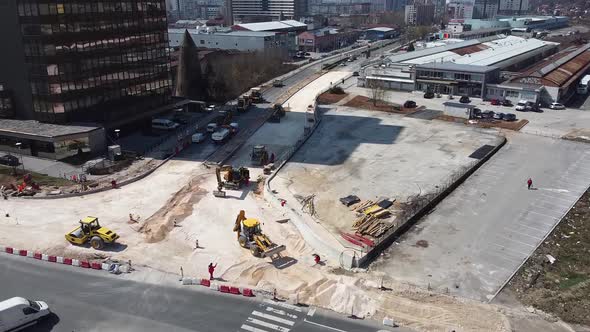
[[296, 28, 361, 52], [447, 1, 474, 19], [498, 0, 528, 15], [230, 0, 308, 22], [308, 0, 372, 16], [405, 3, 435, 25], [0, 0, 172, 129], [472, 0, 499, 18]]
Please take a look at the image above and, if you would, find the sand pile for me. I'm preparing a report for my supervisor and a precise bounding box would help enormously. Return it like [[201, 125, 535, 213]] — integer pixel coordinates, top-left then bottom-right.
[[139, 178, 208, 243]]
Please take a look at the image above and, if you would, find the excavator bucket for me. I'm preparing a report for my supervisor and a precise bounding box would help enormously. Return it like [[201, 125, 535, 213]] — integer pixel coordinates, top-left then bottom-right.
[[261, 244, 286, 258], [213, 190, 226, 198]]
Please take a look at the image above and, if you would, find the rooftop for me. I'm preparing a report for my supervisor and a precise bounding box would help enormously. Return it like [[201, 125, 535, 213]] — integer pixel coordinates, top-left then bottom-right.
[[168, 29, 275, 38], [368, 27, 394, 32], [0, 119, 101, 141], [416, 62, 498, 73], [236, 20, 306, 32]]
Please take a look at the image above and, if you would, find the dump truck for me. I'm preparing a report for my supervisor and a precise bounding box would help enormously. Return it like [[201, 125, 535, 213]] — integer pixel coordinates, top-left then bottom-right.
[[268, 104, 286, 123], [65, 217, 119, 250], [251, 145, 269, 166], [233, 210, 285, 258], [213, 165, 250, 197], [237, 95, 252, 112], [249, 87, 263, 103]]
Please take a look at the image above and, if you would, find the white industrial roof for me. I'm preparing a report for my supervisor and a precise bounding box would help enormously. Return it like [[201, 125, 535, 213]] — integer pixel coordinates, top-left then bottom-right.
[[236, 20, 306, 32], [368, 27, 394, 32], [402, 36, 558, 67]]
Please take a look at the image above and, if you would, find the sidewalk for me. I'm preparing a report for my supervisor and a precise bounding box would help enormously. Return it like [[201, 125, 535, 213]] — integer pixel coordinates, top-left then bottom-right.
[[0, 152, 86, 179]]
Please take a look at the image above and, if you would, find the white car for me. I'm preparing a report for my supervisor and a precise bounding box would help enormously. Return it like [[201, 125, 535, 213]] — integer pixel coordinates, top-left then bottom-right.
[[0, 297, 50, 331], [549, 102, 565, 110], [515, 100, 528, 111], [205, 105, 216, 112], [206, 123, 218, 132]]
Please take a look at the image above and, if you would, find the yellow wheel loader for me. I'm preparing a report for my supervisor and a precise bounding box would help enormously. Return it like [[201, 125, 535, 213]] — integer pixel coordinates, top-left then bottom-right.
[[65, 217, 119, 250], [233, 210, 285, 258]]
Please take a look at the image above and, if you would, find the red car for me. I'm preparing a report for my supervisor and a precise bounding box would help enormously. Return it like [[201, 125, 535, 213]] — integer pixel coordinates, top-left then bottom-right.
[[490, 99, 500, 105]]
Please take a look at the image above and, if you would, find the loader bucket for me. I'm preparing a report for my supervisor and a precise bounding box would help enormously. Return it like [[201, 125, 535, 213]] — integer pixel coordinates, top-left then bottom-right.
[[213, 190, 226, 198], [262, 244, 286, 258]]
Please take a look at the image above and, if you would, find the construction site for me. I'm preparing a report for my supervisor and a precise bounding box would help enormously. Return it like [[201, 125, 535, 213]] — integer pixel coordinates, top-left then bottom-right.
[[1, 46, 590, 331]]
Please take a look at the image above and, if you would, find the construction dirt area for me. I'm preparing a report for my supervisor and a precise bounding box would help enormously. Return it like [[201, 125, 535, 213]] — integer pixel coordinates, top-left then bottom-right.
[[271, 105, 503, 247], [0, 67, 585, 332]]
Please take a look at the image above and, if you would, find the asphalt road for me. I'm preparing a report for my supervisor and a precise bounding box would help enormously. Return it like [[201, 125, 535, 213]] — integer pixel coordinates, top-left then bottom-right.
[[0, 254, 407, 332], [372, 133, 590, 301]]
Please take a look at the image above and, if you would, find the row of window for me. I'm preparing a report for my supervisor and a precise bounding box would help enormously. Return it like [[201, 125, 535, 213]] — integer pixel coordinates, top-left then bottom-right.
[[33, 83, 171, 114], [416, 70, 484, 82], [24, 36, 167, 57], [21, 18, 165, 36], [18, 1, 165, 17]]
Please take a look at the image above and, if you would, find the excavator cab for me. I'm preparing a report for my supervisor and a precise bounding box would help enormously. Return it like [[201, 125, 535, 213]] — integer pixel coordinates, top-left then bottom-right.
[[214, 165, 250, 198], [234, 210, 285, 258]]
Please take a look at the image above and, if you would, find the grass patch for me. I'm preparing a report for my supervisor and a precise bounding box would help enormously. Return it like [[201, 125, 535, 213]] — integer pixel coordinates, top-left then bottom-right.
[[559, 274, 588, 289], [0, 165, 75, 187]]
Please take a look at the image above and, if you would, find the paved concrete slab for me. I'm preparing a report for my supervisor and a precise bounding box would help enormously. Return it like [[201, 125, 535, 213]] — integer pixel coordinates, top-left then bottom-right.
[[371, 133, 590, 301]]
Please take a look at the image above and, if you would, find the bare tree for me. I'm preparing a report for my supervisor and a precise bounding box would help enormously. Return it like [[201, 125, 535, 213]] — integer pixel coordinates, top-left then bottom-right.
[[367, 80, 385, 106]]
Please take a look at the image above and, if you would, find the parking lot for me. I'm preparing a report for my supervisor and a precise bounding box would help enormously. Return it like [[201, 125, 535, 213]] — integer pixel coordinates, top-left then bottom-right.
[[371, 133, 590, 301]]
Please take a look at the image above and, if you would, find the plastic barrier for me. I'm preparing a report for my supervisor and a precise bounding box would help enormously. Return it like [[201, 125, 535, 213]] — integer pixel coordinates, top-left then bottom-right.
[[80, 261, 90, 268], [63, 258, 73, 265], [48, 256, 57, 262], [229, 287, 240, 295], [242, 288, 254, 297], [200, 279, 211, 287], [5, 247, 13, 254], [19, 250, 27, 256], [41, 254, 49, 261], [91, 262, 102, 270], [33, 252, 42, 260], [219, 285, 230, 293]]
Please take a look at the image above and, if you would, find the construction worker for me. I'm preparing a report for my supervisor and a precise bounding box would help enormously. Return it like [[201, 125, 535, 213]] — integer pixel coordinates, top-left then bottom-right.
[[270, 152, 275, 164], [313, 254, 321, 265], [208, 262, 217, 280], [527, 178, 533, 190]]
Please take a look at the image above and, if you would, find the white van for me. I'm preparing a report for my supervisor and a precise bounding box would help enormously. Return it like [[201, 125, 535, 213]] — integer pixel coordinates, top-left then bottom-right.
[[151, 118, 179, 131], [0, 297, 50, 331], [191, 133, 206, 143]]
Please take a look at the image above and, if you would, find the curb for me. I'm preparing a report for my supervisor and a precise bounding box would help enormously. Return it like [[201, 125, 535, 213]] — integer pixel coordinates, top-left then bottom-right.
[[181, 277, 256, 297], [0, 245, 121, 272]]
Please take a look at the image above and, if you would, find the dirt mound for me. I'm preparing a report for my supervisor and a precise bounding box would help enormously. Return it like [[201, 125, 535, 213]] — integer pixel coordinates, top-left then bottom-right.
[[139, 179, 208, 243]]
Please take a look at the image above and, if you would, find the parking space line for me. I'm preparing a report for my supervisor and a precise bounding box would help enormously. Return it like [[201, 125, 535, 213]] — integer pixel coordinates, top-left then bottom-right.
[[481, 257, 513, 272], [529, 205, 566, 218], [515, 222, 550, 233], [526, 210, 561, 220], [520, 214, 557, 227], [536, 199, 571, 210], [485, 251, 523, 265], [497, 235, 536, 248], [554, 181, 588, 190], [540, 193, 575, 204], [505, 228, 542, 241]]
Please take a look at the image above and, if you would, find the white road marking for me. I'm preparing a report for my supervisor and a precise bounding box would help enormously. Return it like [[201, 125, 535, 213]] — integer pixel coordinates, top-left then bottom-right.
[[252, 311, 295, 326], [266, 306, 298, 319], [528, 206, 564, 219], [307, 308, 316, 317], [241, 324, 269, 332], [505, 228, 542, 240], [263, 299, 302, 312], [536, 199, 570, 210], [303, 318, 348, 332], [246, 318, 290, 332], [514, 222, 549, 233], [492, 242, 530, 256], [540, 193, 577, 203], [526, 210, 560, 220]]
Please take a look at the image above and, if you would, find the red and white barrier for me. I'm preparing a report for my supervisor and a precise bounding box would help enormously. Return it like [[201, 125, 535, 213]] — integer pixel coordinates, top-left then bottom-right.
[[185, 275, 257, 298], [1, 246, 111, 273]]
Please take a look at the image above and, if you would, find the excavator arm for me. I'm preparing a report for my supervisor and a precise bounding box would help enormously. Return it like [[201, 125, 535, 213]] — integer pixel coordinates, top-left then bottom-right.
[[233, 210, 246, 238]]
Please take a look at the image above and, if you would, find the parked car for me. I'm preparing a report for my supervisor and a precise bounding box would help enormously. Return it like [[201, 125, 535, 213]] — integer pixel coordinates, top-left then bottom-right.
[[459, 96, 471, 103], [502, 99, 513, 107], [304, 52, 311, 56], [423, 91, 435, 99], [481, 110, 495, 119], [191, 133, 206, 143], [206, 123, 218, 132], [272, 79, 284, 87], [151, 118, 179, 131], [490, 99, 500, 105], [0, 154, 20, 166], [472, 108, 482, 118], [493, 112, 504, 120], [549, 102, 565, 110], [515, 100, 528, 111], [502, 113, 516, 121], [206, 105, 216, 112], [339, 62, 347, 67], [403, 100, 417, 108], [352, 71, 359, 76], [526, 101, 542, 112]]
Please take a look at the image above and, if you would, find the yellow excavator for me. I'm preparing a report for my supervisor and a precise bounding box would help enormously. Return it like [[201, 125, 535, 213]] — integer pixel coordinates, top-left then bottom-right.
[[213, 165, 250, 198], [233, 210, 286, 258]]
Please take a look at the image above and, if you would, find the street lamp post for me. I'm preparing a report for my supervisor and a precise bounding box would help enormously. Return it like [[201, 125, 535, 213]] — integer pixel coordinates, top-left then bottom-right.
[[15, 142, 24, 174], [114, 129, 121, 145]]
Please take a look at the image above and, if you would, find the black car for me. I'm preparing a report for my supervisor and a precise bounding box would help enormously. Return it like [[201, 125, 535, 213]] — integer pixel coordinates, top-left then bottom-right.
[[423, 91, 434, 99], [352, 71, 359, 77], [403, 100, 417, 108], [459, 96, 471, 103], [0, 155, 20, 167], [501, 99, 513, 107], [472, 108, 482, 118], [481, 110, 495, 119], [502, 113, 516, 121]]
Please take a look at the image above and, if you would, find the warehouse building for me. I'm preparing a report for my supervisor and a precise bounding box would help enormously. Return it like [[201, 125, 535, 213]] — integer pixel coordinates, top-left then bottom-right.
[[361, 36, 559, 99], [168, 29, 295, 53]]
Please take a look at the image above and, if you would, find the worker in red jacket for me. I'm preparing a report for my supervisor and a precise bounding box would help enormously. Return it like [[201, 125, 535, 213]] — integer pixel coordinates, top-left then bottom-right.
[[208, 262, 217, 280], [527, 178, 533, 190]]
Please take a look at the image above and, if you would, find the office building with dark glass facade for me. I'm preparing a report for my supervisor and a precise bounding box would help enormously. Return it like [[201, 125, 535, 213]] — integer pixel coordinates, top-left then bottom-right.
[[0, 0, 172, 129]]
